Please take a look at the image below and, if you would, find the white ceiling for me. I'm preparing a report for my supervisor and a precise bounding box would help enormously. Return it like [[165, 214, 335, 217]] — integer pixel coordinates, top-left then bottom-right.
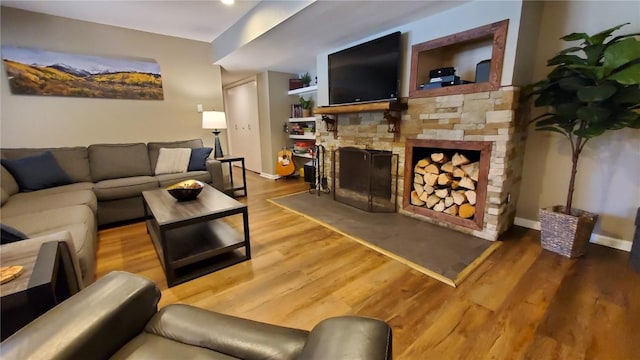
[[1, 0, 469, 84]]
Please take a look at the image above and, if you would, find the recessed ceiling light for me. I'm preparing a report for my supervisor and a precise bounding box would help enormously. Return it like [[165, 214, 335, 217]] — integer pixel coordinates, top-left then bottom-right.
[[221, 0, 234, 5]]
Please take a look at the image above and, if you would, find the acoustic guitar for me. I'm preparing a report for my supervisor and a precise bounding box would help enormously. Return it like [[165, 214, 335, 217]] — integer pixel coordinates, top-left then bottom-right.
[[276, 147, 296, 177]]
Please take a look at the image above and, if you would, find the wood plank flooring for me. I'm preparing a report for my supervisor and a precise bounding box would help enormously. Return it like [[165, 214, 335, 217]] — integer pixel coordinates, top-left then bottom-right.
[[96, 168, 640, 359]]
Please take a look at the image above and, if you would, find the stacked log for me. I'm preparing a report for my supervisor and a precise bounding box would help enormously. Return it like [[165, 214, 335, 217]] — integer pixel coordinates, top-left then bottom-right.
[[409, 152, 478, 219]]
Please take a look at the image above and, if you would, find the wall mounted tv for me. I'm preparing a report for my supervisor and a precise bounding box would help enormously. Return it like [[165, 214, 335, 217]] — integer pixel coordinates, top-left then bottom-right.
[[328, 31, 402, 106]]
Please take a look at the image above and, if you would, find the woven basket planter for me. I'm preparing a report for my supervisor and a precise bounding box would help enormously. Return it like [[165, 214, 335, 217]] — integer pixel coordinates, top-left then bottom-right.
[[539, 206, 598, 258]]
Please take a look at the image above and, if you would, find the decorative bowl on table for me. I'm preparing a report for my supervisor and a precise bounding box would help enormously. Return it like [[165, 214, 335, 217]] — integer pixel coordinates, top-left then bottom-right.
[[166, 180, 205, 201]]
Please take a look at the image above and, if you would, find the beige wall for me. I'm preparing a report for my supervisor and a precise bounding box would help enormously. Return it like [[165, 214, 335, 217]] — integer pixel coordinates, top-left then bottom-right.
[[1, 7, 224, 149], [518, 1, 640, 243]]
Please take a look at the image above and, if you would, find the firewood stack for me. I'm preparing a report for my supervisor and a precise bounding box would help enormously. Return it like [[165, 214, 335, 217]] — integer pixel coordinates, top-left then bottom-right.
[[410, 152, 478, 219]]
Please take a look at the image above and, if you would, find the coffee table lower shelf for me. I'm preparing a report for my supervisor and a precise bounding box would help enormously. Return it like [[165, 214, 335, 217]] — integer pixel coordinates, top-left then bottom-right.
[[146, 219, 249, 287]]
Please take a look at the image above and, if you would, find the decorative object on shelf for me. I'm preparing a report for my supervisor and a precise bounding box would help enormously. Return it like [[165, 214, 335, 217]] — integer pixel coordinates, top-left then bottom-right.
[[289, 78, 303, 90], [321, 115, 336, 132], [289, 123, 304, 135], [300, 72, 312, 87], [299, 96, 313, 117], [2, 45, 163, 100], [383, 111, 400, 133], [475, 59, 491, 83], [166, 179, 204, 201], [202, 111, 227, 158], [523, 23, 640, 258]]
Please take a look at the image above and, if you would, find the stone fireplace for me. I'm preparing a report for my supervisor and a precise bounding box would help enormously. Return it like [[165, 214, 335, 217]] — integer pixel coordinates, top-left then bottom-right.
[[315, 86, 527, 241]]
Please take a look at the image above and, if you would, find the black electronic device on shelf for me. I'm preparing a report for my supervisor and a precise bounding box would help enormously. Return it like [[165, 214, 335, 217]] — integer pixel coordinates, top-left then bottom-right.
[[429, 67, 456, 78]]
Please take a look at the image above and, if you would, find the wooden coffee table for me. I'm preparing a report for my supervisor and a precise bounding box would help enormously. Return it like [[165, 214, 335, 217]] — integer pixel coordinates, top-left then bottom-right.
[[142, 183, 250, 287]]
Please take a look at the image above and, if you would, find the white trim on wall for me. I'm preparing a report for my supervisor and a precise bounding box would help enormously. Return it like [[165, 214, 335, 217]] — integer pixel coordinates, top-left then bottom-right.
[[514, 217, 632, 252]]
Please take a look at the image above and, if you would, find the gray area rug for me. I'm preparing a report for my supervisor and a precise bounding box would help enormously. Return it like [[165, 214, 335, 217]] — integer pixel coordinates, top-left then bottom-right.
[[270, 192, 499, 286]]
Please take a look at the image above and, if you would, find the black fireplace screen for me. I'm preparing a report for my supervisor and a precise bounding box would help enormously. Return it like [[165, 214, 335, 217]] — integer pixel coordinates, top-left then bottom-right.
[[332, 147, 398, 212]]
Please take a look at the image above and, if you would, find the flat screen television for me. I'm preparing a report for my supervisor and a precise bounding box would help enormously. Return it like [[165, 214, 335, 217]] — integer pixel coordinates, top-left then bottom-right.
[[328, 31, 402, 106]]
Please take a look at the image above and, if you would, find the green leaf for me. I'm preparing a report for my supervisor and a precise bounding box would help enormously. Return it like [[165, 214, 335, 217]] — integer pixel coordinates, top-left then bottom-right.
[[565, 64, 604, 80], [558, 77, 590, 91], [577, 106, 611, 122], [557, 46, 584, 56], [603, 37, 640, 75], [588, 23, 629, 45], [574, 126, 606, 138], [554, 103, 581, 118], [576, 84, 617, 102], [607, 63, 640, 85], [613, 86, 640, 105], [582, 44, 606, 66], [562, 32, 590, 43], [548, 54, 587, 66]]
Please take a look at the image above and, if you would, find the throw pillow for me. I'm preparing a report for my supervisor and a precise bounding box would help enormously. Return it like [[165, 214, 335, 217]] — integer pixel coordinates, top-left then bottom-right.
[[154, 148, 192, 175], [187, 147, 213, 171], [0, 224, 28, 244], [0, 151, 72, 192]]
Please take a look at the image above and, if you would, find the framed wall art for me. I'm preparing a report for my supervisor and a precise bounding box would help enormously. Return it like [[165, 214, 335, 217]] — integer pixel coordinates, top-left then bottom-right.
[[2, 45, 164, 100]]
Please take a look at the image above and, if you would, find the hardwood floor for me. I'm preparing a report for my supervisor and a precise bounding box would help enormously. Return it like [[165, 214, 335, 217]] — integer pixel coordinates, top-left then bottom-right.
[[96, 168, 640, 359]]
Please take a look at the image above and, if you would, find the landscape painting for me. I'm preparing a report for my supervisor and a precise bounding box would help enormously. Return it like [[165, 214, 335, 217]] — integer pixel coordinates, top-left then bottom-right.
[[2, 46, 163, 100]]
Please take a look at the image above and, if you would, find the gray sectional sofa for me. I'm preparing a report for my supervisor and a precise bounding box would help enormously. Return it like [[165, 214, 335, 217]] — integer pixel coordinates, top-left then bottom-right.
[[0, 139, 224, 286]]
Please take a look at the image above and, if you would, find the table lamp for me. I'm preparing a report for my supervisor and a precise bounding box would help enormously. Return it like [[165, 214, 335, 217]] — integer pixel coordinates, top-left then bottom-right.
[[202, 111, 227, 158]]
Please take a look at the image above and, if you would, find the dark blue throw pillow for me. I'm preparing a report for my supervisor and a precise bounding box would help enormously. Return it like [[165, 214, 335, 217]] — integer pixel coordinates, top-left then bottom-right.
[[0, 224, 28, 244], [187, 147, 213, 171], [1, 151, 72, 192]]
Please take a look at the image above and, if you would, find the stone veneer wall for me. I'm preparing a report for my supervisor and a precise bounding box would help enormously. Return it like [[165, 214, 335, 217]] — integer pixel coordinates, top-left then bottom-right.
[[315, 86, 527, 241]]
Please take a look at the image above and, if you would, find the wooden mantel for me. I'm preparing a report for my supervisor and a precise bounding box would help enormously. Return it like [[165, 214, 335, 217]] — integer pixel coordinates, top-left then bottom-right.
[[313, 100, 407, 115], [314, 100, 408, 139]]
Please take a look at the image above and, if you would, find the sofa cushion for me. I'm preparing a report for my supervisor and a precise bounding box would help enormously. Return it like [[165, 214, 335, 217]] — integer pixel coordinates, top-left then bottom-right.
[[3, 189, 97, 217], [1, 152, 73, 192], [89, 143, 152, 182], [8, 182, 94, 196], [1, 165, 19, 199], [188, 147, 213, 171], [1, 205, 96, 282], [0, 223, 28, 244], [1, 147, 91, 183], [93, 176, 159, 201], [155, 171, 210, 188], [113, 333, 235, 359], [148, 139, 204, 170], [154, 148, 191, 175]]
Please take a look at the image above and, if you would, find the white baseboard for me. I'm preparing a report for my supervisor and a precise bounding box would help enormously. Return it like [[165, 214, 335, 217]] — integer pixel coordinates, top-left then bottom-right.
[[514, 217, 631, 252], [260, 173, 281, 180]]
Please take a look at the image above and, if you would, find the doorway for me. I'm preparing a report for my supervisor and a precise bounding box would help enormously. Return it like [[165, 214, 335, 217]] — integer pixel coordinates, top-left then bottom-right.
[[224, 79, 262, 173]]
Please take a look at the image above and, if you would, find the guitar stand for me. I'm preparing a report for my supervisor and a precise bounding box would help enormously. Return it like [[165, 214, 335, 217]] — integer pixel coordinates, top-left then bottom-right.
[[310, 144, 330, 195]]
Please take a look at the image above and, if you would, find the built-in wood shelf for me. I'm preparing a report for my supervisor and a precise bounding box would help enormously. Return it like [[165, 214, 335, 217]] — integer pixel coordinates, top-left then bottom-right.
[[314, 100, 408, 139], [409, 19, 509, 99]]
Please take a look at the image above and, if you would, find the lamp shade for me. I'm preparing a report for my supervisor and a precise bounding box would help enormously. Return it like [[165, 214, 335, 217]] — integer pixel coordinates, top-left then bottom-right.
[[202, 111, 227, 129]]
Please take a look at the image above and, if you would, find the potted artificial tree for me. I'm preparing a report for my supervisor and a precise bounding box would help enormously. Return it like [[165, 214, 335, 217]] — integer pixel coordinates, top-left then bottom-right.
[[300, 72, 312, 87], [524, 23, 640, 258], [299, 96, 313, 117]]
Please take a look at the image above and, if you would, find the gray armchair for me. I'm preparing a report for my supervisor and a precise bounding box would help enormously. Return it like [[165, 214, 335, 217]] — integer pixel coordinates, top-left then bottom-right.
[[0, 271, 392, 359]]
